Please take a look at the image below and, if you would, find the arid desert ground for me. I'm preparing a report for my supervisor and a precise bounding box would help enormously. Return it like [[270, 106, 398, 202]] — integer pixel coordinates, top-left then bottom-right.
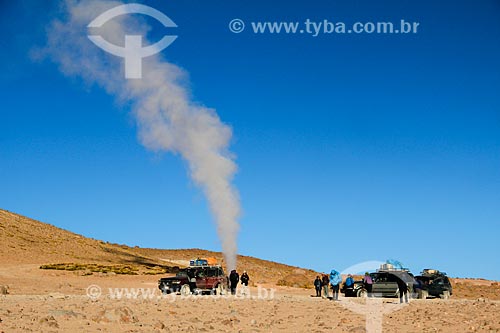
[[1, 209, 499, 332]]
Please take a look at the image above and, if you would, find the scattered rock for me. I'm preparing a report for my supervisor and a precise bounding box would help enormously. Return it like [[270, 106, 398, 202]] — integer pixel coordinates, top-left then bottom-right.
[[39, 315, 59, 328], [0, 286, 8, 295], [75, 270, 93, 276], [48, 292, 66, 300], [92, 306, 138, 324], [221, 319, 232, 326], [57, 282, 72, 289], [49, 309, 84, 319], [153, 321, 165, 329]]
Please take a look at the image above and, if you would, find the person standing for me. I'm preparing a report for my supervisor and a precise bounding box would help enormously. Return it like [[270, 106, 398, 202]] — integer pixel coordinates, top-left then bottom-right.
[[229, 269, 239, 295], [397, 278, 409, 303], [241, 271, 249, 286], [345, 274, 354, 288], [363, 272, 373, 297], [314, 276, 322, 297], [321, 274, 330, 298], [330, 270, 341, 301], [240, 271, 250, 295], [187, 269, 196, 293]]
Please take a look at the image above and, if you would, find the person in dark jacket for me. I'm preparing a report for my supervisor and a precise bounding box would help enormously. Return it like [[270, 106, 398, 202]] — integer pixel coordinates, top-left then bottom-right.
[[240, 271, 250, 295], [241, 271, 250, 286], [314, 276, 322, 297], [321, 274, 330, 298], [229, 269, 239, 295], [397, 278, 409, 303], [187, 269, 196, 293]]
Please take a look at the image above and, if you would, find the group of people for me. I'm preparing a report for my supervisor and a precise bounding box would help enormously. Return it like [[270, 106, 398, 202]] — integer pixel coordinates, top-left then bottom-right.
[[229, 269, 250, 295], [314, 271, 374, 301]]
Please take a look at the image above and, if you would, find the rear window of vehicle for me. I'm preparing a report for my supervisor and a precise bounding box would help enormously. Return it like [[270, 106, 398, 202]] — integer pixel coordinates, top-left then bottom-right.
[[207, 268, 218, 277]]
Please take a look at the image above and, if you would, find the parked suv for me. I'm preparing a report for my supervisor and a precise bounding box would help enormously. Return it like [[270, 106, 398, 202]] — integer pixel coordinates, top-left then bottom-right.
[[158, 265, 228, 296], [342, 270, 419, 298], [414, 269, 452, 299]]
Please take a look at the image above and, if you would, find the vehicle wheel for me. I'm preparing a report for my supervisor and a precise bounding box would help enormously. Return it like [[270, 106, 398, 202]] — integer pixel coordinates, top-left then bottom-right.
[[160, 286, 171, 295], [180, 284, 191, 296], [216, 283, 227, 295], [440, 290, 450, 299], [418, 290, 428, 299], [159, 284, 167, 295], [356, 288, 368, 298]]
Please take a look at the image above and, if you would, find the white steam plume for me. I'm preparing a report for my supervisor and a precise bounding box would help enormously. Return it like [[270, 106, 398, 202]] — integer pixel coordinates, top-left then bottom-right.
[[41, 0, 240, 270]]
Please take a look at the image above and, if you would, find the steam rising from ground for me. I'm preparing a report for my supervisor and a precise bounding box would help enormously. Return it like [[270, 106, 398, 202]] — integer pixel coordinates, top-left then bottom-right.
[[41, 0, 240, 270]]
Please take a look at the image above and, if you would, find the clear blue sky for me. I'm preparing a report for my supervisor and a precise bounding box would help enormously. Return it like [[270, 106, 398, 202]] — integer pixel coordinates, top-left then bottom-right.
[[1, 0, 499, 280]]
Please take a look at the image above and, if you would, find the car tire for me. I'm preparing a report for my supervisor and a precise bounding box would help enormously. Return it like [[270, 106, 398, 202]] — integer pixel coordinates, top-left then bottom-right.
[[440, 290, 450, 299], [180, 284, 191, 296], [356, 288, 368, 298], [160, 286, 172, 295], [418, 290, 428, 299], [216, 283, 227, 295], [159, 284, 167, 295]]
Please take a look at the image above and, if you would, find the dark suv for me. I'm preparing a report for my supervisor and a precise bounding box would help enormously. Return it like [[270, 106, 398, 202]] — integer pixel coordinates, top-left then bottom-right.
[[414, 269, 452, 299], [342, 270, 419, 298], [158, 265, 228, 296]]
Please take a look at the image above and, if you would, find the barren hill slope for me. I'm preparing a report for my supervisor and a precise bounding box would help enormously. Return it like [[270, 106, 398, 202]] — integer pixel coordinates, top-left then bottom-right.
[[0, 209, 317, 286], [0, 209, 168, 268]]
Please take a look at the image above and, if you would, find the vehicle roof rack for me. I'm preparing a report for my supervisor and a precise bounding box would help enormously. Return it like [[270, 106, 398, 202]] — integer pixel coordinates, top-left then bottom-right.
[[421, 268, 446, 276], [376, 263, 410, 272]]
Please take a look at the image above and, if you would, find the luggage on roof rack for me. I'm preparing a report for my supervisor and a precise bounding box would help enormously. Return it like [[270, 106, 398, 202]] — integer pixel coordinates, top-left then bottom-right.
[[190, 259, 208, 266]]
